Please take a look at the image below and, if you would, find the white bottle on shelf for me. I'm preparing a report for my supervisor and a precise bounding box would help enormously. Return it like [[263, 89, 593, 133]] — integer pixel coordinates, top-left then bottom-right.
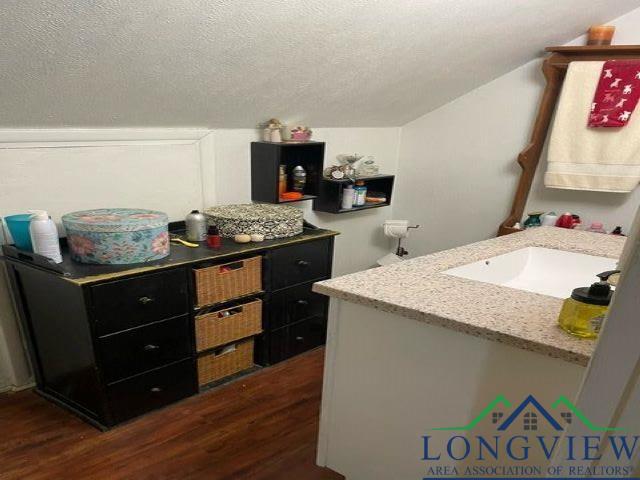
[[29, 210, 62, 263], [341, 185, 355, 210]]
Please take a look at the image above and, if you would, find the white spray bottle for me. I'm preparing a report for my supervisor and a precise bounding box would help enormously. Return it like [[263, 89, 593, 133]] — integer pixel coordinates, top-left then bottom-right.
[[29, 210, 62, 264]]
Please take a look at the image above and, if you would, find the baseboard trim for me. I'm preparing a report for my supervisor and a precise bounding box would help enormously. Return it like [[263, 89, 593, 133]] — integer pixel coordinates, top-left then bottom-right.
[[0, 382, 35, 394]]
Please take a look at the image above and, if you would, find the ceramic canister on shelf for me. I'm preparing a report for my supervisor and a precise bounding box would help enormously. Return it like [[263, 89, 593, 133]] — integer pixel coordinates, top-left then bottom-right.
[[523, 212, 543, 228], [541, 211, 558, 227], [62, 208, 169, 264]]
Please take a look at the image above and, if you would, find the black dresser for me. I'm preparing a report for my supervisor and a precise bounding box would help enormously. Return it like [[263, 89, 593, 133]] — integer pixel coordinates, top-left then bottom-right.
[[2, 226, 337, 429]]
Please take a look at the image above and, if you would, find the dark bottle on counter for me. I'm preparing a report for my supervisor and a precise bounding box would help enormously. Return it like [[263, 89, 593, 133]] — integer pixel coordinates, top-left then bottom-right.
[[207, 225, 222, 249]]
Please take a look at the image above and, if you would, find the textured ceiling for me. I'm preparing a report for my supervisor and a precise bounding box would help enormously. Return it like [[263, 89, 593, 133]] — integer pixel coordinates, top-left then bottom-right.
[[1, 0, 640, 128]]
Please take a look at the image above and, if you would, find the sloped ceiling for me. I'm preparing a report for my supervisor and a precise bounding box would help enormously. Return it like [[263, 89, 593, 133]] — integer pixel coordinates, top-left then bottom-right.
[[1, 0, 640, 128]]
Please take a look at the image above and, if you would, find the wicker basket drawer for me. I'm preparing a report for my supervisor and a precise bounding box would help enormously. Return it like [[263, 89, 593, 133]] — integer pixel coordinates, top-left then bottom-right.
[[195, 300, 263, 352], [197, 338, 255, 386], [194, 256, 262, 307]]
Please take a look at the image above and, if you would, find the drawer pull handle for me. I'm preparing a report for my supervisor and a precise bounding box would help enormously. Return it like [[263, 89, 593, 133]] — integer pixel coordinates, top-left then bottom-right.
[[139, 296, 155, 305], [144, 344, 160, 351], [296, 260, 310, 268], [295, 336, 304, 341], [220, 261, 244, 273], [296, 300, 309, 306], [150, 387, 162, 393], [218, 306, 243, 318]]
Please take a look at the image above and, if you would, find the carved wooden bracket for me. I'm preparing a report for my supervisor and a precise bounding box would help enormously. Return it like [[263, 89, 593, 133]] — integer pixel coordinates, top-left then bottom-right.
[[497, 45, 640, 237]]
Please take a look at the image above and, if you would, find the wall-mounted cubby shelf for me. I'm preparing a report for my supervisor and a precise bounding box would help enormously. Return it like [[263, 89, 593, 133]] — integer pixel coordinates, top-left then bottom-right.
[[250, 141, 325, 204], [312, 174, 395, 214]]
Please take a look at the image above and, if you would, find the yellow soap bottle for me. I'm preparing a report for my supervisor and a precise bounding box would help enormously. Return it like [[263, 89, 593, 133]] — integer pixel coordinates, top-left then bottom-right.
[[558, 270, 619, 339]]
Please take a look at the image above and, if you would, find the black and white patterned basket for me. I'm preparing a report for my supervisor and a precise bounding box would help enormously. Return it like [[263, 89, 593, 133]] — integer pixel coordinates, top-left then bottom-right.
[[203, 204, 304, 239]]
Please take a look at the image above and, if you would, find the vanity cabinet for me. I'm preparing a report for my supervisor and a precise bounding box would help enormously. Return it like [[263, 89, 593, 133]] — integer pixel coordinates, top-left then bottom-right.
[[2, 227, 336, 429]]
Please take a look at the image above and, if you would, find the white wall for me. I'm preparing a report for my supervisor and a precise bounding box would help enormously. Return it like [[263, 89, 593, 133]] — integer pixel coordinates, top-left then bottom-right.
[[393, 7, 640, 256], [0, 127, 399, 390], [0, 141, 208, 224]]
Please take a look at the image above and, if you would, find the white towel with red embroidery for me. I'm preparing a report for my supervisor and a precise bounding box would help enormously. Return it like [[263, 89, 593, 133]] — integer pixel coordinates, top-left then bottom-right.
[[545, 61, 640, 192]]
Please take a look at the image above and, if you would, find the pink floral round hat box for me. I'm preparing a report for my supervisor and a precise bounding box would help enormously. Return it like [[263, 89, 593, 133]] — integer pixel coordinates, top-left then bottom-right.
[[61, 208, 169, 264]]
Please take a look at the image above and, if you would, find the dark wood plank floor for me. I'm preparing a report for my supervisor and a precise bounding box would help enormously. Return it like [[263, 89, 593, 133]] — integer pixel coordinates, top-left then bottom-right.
[[0, 348, 343, 480]]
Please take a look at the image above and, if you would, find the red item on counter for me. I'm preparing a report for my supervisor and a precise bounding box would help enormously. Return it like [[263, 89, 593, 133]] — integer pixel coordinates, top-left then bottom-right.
[[207, 225, 222, 249], [571, 215, 582, 229], [556, 212, 575, 229], [589, 60, 640, 128]]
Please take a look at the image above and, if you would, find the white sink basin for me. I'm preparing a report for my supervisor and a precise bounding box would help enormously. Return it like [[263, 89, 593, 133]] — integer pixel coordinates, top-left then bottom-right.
[[443, 247, 618, 299]]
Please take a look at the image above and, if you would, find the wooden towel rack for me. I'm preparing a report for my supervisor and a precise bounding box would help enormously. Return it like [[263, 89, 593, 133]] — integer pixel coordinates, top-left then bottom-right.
[[497, 45, 640, 237]]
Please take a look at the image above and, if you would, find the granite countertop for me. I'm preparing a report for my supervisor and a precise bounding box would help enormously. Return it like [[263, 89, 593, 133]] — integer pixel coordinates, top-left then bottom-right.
[[313, 227, 625, 366]]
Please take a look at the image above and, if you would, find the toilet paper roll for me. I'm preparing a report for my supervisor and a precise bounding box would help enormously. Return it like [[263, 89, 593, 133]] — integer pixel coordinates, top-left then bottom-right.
[[384, 220, 410, 238]]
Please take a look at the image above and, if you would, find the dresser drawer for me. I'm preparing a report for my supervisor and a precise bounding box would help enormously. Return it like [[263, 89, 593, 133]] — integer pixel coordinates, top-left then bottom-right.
[[289, 316, 327, 357], [91, 268, 189, 336], [270, 239, 331, 291], [266, 316, 327, 364], [99, 315, 192, 383], [268, 282, 328, 330], [106, 359, 196, 424]]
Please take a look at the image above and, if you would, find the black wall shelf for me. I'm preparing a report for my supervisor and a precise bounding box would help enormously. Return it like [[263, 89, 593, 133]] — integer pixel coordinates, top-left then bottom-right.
[[312, 174, 395, 214], [251, 141, 325, 204]]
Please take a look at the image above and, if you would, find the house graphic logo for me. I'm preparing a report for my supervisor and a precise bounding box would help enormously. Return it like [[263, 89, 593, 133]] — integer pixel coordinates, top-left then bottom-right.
[[432, 394, 622, 432], [421, 394, 637, 478]]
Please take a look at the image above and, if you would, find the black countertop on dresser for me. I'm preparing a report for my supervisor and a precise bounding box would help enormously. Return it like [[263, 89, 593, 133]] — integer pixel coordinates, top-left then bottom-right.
[[2, 227, 338, 285]]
